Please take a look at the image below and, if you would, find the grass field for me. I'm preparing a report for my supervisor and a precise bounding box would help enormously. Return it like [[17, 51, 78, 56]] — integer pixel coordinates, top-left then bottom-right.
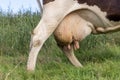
[[0, 10, 120, 80]]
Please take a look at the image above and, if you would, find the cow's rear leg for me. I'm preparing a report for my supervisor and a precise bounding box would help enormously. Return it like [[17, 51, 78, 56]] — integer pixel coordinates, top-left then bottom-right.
[[27, 14, 64, 71], [60, 45, 83, 67], [27, 20, 51, 71], [96, 25, 120, 33], [73, 40, 80, 50]]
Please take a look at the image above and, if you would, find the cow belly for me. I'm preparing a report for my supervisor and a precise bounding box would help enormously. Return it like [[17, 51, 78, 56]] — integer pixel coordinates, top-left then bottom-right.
[[78, 0, 120, 21], [54, 12, 92, 48]]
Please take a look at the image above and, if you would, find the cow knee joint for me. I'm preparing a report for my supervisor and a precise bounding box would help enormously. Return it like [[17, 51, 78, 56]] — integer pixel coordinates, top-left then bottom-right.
[[33, 40, 41, 47]]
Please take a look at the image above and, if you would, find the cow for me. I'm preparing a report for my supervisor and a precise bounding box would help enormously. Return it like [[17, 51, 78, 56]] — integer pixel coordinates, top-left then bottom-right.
[[27, 0, 120, 71]]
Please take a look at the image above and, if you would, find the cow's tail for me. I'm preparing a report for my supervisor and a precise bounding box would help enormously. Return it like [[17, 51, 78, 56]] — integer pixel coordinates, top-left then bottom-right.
[[37, 0, 43, 15]]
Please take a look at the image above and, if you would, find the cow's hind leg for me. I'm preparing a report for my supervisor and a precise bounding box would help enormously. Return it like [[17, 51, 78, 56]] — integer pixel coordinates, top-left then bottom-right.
[[27, 20, 52, 71], [60, 45, 83, 67], [96, 25, 120, 33]]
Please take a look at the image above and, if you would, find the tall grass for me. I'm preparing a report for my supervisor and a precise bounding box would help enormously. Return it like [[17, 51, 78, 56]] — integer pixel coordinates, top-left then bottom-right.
[[0, 9, 40, 56], [0, 9, 120, 80]]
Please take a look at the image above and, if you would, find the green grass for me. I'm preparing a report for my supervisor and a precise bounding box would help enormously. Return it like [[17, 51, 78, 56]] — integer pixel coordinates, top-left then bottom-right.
[[0, 10, 120, 80]]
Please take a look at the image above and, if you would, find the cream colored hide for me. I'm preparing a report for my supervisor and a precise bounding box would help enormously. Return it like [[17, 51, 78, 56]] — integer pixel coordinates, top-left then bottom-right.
[[27, 0, 120, 71]]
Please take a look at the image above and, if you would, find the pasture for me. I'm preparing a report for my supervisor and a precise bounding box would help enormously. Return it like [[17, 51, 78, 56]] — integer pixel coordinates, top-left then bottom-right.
[[0, 10, 120, 80]]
